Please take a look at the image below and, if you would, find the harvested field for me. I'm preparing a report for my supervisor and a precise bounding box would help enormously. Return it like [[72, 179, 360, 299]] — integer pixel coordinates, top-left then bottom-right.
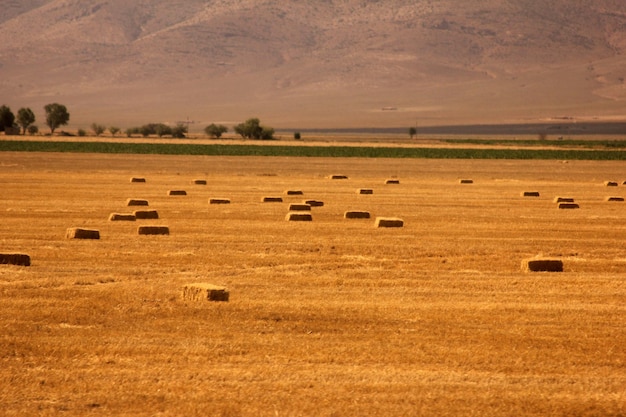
[[0, 152, 624, 417]]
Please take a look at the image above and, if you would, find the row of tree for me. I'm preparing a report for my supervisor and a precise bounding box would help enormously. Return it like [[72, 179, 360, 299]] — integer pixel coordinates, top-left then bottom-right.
[[1, 103, 280, 140], [0, 103, 70, 135]]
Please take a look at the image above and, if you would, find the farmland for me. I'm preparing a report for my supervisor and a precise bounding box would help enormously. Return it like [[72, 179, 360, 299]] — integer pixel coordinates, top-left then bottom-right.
[[1, 151, 625, 416]]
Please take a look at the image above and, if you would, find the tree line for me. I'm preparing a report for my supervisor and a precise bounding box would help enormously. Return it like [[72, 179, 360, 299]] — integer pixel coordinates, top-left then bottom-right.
[[1, 102, 277, 140]]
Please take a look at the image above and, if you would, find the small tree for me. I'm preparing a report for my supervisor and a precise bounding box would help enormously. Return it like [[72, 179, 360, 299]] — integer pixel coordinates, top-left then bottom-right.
[[171, 123, 187, 138], [27, 125, 39, 135], [154, 123, 172, 138], [77, 128, 87, 137], [16, 107, 36, 135], [91, 123, 106, 136], [294, 132, 301, 140], [44, 103, 70, 134], [0, 105, 15, 132], [409, 127, 417, 139], [204, 123, 228, 138], [109, 126, 120, 137], [234, 117, 275, 140]]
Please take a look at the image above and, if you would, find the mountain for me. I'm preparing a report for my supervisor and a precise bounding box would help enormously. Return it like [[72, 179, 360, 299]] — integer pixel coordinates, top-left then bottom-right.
[[1, 0, 625, 130]]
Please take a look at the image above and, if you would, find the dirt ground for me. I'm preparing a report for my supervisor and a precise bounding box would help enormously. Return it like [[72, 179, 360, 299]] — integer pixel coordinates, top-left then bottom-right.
[[1, 152, 624, 416]]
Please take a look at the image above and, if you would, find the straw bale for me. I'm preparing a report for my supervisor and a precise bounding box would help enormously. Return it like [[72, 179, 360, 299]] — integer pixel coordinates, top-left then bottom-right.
[[262, 197, 283, 203], [133, 210, 159, 219], [66, 228, 100, 239], [0, 253, 31, 266], [558, 203, 579, 209], [522, 191, 540, 197], [193, 179, 207, 185], [182, 283, 229, 302], [168, 190, 187, 196], [553, 197, 574, 203], [605, 196, 624, 202], [358, 188, 374, 195], [130, 177, 146, 183], [385, 179, 400, 184], [286, 212, 313, 221], [127, 198, 149, 206], [329, 175, 348, 179], [375, 217, 404, 228], [209, 198, 231, 204], [522, 258, 563, 272], [286, 190, 303, 195], [138, 226, 170, 235], [109, 213, 136, 221], [459, 179, 473, 184], [344, 211, 371, 219], [605, 181, 618, 187], [288, 203, 311, 211], [305, 200, 324, 207]]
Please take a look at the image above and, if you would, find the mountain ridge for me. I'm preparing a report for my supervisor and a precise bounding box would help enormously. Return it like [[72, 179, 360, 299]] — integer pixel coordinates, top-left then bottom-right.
[[1, 0, 625, 130]]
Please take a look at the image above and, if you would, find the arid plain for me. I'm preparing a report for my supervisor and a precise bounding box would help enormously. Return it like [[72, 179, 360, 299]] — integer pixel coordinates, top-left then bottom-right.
[[1, 150, 625, 416]]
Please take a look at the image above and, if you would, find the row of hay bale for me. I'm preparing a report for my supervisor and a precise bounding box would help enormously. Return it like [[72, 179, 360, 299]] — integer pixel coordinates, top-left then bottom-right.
[[521, 191, 624, 209]]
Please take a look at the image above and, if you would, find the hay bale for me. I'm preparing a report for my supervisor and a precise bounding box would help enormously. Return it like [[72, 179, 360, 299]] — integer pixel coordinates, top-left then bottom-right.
[[286, 212, 313, 221], [262, 196, 283, 203], [168, 190, 187, 196], [375, 217, 404, 228], [130, 177, 146, 183], [286, 190, 303, 195], [288, 203, 311, 211], [127, 198, 149, 206], [522, 258, 563, 272], [522, 191, 540, 197], [133, 210, 159, 219], [193, 179, 207, 185], [605, 181, 618, 187], [0, 253, 31, 266], [554, 197, 575, 203], [344, 210, 371, 219], [329, 175, 348, 180], [209, 198, 231, 204], [182, 283, 229, 302], [358, 188, 374, 195], [605, 196, 625, 202], [66, 228, 100, 239], [385, 179, 400, 184], [558, 203, 580, 209], [459, 179, 473, 184], [109, 213, 136, 221], [137, 226, 170, 235], [305, 200, 324, 207]]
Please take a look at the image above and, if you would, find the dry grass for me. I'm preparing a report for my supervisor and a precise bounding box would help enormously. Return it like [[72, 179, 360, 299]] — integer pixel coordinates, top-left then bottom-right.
[[0, 153, 625, 416]]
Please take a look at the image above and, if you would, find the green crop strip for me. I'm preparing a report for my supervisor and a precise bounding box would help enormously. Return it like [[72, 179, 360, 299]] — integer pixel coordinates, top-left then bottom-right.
[[1, 140, 625, 160]]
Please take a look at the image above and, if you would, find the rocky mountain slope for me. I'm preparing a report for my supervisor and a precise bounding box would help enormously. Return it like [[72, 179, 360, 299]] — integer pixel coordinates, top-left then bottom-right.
[[1, 0, 625, 130]]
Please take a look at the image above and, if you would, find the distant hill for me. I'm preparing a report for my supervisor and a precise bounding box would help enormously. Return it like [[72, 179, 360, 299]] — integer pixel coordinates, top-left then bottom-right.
[[1, 0, 625, 130]]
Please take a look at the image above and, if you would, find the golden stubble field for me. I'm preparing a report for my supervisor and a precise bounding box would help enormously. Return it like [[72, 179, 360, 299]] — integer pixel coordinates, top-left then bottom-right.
[[1, 152, 625, 416]]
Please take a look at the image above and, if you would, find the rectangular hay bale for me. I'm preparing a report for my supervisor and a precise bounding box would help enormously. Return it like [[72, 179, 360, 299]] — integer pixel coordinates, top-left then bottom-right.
[[459, 179, 473, 184], [0, 253, 31, 266], [66, 228, 100, 239], [554, 197, 575, 203], [109, 213, 136, 221], [305, 200, 324, 207], [523, 258, 564, 272], [385, 179, 400, 184], [209, 198, 231, 204], [329, 175, 348, 180], [605, 181, 618, 187], [605, 196, 624, 202], [286, 212, 312, 221], [182, 283, 229, 302], [262, 196, 283, 203], [133, 210, 159, 219], [288, 203, 311, 211], [345, 211, 371, 219], [286, 190, 303, 195], [168, 190, 187, 196], [522, 191, 540, 197], [138, 226, 170, 235], [130, 177, 146, 183], [127, 198, 149, 206], [558, 203, 579, 209], [375, 217, 404, 228], [193, 179, 207, 185], [358, 189, 374, 195]]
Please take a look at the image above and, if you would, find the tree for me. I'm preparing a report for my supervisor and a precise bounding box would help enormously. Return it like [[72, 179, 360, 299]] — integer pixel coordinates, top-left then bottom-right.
[[109, 126, 120, 137], [16, 107, 36, 135], [204, 123, 228, 138], [27, 125, 39, 135], [409, 127, 417, 139], [171, 123, 187, 139], [294, 132, 301, 140], [0, 105, 15, 132], [44, 103, 70, 134], [234, 117, 275, 140], [91, 123, 106, 136]]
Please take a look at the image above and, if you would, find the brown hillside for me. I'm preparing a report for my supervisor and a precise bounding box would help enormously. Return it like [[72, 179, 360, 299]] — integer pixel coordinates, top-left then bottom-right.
[[1, 0, 625, 129]]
